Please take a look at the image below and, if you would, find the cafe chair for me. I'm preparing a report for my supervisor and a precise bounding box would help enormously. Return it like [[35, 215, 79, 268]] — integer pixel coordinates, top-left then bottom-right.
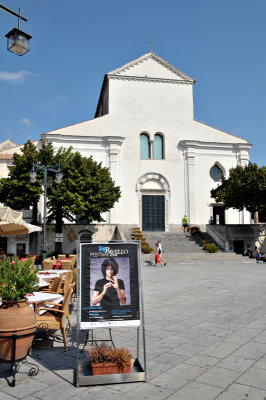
[[60, 260, 73, 270], [42, 259, 54, 270], [29, 255, 36, 268], [39, 276, 63, 294], [36, 287, 73, 351], [69, 255, 77, 265]]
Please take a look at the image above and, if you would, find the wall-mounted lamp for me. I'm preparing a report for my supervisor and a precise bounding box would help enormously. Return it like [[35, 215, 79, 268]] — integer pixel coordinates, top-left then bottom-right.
[[0, 3, 32, 56]]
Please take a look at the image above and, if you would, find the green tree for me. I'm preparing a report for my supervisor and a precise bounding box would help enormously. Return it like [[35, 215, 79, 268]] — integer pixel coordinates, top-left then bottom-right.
[[0, 141, 121, 253], [47, 147, 121, 232], [0, 140, 42, 223], [211, 163, 266, 221]]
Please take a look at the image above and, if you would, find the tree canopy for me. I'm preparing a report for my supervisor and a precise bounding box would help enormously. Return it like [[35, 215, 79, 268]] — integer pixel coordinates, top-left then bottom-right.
[[211, 163, 266, 220], [0, 141, 42, 221], [0, 140, 121, 231]]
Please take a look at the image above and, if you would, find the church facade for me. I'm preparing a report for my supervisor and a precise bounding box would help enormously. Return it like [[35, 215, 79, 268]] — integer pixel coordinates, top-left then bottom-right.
[[41, 51, 251, 231]]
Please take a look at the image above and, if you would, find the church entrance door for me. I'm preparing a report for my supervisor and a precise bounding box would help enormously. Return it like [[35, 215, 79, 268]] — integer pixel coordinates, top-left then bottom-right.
[[142, 195, 165, 231], [213, 206, 225, 225]]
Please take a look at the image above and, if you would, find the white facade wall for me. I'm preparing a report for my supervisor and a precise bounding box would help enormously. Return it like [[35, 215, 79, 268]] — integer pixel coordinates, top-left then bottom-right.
[[41, 52, 252, 230]]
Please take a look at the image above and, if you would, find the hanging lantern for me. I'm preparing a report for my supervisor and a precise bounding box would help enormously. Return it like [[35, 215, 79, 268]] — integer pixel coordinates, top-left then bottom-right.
[[5, 28, 32, 56]]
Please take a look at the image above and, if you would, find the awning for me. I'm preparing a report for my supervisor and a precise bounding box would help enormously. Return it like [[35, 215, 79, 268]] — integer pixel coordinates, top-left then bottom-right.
[[0, 206, 42, 236], [0, 206, 22, 224]]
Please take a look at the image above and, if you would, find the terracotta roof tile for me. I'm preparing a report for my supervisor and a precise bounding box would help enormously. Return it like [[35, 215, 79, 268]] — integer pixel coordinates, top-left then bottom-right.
[[0, 154, 14, 160]]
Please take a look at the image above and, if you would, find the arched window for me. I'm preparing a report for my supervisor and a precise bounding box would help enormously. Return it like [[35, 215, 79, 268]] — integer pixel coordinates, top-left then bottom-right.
[[140, 133, 150, 159], [153, 134, 163, 159], [210, 164, 223, 182]]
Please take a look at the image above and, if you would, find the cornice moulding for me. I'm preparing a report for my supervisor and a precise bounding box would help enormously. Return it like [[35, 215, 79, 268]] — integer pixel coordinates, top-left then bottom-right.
[[179, 140, 252, 151], [108, 74, 193, 85], [42, 134, 125, 146], [108, 51, 195, 83]]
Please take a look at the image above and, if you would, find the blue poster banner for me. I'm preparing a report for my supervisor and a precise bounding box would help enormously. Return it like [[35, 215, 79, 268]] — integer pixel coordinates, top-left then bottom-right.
[[80, 242, 141, 328]]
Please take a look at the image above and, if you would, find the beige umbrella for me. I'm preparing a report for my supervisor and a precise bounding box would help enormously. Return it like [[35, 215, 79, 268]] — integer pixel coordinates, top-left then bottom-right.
[[0, 206, 42, 235], [0, 206, 22, 224]]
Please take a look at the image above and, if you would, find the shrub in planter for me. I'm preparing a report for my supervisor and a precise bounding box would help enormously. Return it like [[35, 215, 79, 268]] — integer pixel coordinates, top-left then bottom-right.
[[0, 258, 38, 361], [204, 243, 219, 253], [141, 244, 154, 254], [190, 226, 200, 233], [134, 233, 143, 238], [132, 227, 141, 233], [87, 343, 132, 375], [192, 230, 203, 237]]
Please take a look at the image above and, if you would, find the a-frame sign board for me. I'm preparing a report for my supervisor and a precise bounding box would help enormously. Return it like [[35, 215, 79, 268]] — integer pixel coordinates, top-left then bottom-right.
[[76, 241, 146, 386]]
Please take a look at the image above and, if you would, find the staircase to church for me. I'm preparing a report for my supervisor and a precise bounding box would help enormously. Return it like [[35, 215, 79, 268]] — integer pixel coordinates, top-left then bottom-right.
[[138, 232, 253, 264]]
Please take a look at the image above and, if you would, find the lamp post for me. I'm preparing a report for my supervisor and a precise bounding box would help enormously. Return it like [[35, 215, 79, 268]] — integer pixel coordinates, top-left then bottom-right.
[[30, 163, 63, 260], [0, 3, 32, 55]]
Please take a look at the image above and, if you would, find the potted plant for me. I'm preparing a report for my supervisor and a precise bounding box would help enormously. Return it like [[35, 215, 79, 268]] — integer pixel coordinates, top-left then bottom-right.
[[0, 257, 38, 362], [87, 343, 132, 375]]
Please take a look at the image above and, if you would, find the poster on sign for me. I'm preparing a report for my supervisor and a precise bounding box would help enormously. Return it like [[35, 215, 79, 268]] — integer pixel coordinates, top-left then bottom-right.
[[80, 242, 141, 329]]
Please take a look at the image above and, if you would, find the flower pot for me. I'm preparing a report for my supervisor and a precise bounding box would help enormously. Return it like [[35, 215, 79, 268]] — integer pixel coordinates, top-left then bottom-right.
[[91, 361, 131, 375], [0, 301, 36, 361]]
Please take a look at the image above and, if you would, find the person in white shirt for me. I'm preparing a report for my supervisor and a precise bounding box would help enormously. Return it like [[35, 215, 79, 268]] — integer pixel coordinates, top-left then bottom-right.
[[157, 240, 167, 266]]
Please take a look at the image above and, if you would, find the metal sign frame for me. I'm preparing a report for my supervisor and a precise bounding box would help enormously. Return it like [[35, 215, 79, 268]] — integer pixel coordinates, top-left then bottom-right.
[[76, 240, 146, 387]]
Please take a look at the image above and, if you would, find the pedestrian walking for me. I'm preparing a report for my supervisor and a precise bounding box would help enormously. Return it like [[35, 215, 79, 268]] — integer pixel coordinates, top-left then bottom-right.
[[157, 239, 167, 265], [182, 215, 188, 232], [154, 243, 161, 267]]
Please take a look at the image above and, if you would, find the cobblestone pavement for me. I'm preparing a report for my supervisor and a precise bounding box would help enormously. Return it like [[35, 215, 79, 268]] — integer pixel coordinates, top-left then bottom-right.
[[1, 260, 266, 399]]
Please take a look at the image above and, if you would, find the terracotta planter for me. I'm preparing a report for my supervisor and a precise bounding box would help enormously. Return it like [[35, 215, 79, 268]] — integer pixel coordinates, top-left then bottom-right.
[[91, 361, 131, 375], [0, 301, 36, 361]]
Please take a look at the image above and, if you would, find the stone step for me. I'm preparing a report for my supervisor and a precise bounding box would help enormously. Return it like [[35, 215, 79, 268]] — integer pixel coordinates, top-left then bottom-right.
[[141, 252, 254, 264], [144, 233, 204, 254]]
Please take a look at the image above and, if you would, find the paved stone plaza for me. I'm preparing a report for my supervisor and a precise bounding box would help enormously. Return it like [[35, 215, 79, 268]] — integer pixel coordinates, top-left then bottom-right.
[[2, 259, 266, 399]]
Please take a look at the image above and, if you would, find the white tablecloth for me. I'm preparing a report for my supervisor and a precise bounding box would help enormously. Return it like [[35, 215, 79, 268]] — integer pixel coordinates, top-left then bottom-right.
[[37, 273, 61, 283], [26, 292, 63, 315], [37, 270, 67, 275]]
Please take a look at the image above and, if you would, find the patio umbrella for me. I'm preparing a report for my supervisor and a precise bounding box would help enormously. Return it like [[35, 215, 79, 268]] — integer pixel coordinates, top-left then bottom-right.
[[0, 206, 22, 224], [0, 206, 42, 235]]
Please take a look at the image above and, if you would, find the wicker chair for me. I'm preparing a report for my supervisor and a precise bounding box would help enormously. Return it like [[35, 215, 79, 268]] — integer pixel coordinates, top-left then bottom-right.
[[58, 254, 66, 260], [60, 260, 73, 270], [29, 255, 36, 268], [42, 259, 54, 270], [39, 276, 64, 294], [36, 287, 73, 350]]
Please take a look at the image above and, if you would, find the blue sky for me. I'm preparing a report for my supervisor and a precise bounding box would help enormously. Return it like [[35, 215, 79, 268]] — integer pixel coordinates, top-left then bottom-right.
[[0, 0, 265, 166]]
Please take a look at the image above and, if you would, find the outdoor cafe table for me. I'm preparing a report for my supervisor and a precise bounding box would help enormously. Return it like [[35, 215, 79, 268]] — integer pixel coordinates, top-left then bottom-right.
[[37, 270, 67, 281], [37, 270, 67, 275], [26, 292, 63, 315], [37, 272, 61, 287]]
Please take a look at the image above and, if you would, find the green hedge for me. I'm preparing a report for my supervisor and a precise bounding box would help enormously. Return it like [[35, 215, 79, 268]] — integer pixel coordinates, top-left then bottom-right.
[[204, 243, 220, 253]]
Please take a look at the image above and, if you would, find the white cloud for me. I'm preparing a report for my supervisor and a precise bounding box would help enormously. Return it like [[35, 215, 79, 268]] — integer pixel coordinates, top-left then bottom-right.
[[19, 118, 33, 128], [0, 70, 31, 84]]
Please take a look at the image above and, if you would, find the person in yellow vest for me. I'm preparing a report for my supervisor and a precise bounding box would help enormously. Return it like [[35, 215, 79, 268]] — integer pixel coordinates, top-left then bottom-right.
[[182, 215, 188, 232]]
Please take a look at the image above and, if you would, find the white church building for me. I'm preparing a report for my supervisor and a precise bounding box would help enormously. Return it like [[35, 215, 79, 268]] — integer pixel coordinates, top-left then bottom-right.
[[0, 50, 253, 256], [41, 51, 251, 232]]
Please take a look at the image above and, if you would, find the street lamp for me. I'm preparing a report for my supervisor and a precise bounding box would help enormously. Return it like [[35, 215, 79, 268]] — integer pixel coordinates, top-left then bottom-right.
[[0, 3, 32, 56], [30, 163, 63, 260]]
